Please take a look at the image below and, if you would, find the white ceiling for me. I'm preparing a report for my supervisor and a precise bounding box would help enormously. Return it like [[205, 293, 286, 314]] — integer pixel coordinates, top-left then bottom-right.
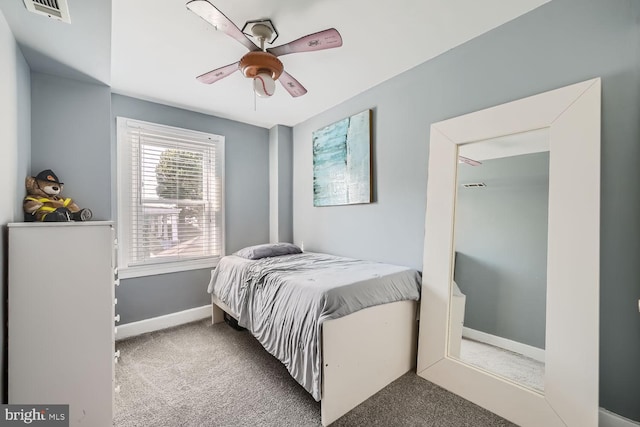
[[1, 0, 550, 128]]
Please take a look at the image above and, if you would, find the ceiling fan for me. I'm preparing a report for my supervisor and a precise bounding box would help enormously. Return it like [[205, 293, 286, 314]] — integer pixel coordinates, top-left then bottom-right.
[[186, 0, 343, 98]]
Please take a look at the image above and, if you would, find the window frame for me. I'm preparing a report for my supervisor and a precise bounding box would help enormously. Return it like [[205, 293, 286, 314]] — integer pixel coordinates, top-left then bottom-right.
[[116, 117, 225, 279]]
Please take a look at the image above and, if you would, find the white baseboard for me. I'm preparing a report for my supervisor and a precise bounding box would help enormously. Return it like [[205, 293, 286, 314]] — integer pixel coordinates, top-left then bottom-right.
[[600, 408, 640, 427], [116, 305, 211, 341], [462, 327, 545, 362]]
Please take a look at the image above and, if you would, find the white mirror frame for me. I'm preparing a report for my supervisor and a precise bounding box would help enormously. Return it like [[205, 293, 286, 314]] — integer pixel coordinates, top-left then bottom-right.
[[417, 78, 601, 427]]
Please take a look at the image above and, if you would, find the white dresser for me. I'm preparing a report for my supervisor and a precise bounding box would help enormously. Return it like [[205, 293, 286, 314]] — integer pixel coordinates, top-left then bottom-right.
[[8, 221, 117, 426]]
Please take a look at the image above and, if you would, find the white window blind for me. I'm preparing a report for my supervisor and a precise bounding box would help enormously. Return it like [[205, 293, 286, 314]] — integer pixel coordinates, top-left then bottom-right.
[[117, 117, 224, 278]]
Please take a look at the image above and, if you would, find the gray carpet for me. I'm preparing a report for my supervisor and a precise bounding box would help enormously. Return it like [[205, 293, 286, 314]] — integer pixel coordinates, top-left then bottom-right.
[[114, 319, 516, 427]]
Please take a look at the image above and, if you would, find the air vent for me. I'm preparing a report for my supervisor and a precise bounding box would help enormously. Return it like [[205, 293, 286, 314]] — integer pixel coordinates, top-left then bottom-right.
[[23, 0, 71, 23], [462, 182, 486, 188]]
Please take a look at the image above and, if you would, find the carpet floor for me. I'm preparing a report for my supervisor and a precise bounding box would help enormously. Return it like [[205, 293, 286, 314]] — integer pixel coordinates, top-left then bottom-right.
[[114, 319, 516, 427]]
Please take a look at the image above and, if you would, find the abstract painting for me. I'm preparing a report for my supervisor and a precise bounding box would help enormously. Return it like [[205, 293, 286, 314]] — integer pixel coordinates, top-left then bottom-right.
[[313, 109, 372, 207]]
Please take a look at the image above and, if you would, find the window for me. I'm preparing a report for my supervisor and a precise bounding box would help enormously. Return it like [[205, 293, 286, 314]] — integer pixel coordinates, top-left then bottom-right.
[[117, 117, 224, 278]]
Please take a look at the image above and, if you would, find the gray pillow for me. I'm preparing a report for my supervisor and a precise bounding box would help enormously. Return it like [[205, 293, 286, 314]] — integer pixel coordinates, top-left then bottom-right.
[[234, 243, 302, 260]]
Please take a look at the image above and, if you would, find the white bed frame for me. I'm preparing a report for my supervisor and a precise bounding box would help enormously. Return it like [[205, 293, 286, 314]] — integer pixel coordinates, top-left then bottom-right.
[[211, 294, 418, 426]]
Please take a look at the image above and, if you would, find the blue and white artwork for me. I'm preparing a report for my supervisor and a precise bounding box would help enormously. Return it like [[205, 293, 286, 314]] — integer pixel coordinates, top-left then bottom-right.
[[313, 110, 372, 207]]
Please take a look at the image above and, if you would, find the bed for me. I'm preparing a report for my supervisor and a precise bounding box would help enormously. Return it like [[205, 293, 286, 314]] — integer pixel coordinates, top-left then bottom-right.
[[207, 244, 421, 426]]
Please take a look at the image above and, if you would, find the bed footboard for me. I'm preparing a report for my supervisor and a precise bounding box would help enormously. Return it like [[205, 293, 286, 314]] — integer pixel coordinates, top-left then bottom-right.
[[321, 300, 418, 426], [211, 294, 418, 426]]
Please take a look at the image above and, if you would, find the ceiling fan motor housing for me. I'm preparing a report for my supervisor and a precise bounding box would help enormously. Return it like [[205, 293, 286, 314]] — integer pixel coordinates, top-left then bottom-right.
[[239, 51, 283, 80]]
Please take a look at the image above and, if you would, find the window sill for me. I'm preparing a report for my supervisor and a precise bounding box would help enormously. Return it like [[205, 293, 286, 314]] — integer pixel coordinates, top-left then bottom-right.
[[118, 257, 219, 279]]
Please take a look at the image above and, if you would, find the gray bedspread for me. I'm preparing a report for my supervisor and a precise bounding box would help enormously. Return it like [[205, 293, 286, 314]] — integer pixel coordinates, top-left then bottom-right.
[[207, 252, 421, 401]]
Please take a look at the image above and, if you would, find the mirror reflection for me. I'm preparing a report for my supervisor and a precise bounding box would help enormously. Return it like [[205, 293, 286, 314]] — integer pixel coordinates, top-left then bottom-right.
[[448, 129, 550, 393]]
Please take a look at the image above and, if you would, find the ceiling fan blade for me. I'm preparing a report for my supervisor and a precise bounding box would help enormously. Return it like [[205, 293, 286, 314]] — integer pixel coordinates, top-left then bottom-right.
[[267, 28, 342, 57], [186, 0, 259, 52], [278, 71, 307, 97], [196, 62, 240, 84]]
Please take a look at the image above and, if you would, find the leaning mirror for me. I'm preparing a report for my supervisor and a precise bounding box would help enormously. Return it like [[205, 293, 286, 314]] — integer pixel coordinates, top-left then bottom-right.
[[417, 78, 600, 427], [450, 130, 549, 393]]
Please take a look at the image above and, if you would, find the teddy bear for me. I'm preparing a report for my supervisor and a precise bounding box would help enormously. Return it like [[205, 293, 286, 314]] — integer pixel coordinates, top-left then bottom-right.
[[23, 169, 92, 222]]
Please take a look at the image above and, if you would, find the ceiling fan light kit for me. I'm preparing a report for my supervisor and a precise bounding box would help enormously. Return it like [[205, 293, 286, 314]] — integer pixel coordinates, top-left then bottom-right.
[[253, 73, 276, 97], [186, 0, 343, 99]]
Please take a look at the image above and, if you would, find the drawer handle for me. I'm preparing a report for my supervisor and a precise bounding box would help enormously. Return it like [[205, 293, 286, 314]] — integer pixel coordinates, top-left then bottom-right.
[[114, 385, 121, 393], [114, 279, 120, 287], [114, 314, 121, 323], [114, 298, 118, 305], [115, 350, 121, 358]]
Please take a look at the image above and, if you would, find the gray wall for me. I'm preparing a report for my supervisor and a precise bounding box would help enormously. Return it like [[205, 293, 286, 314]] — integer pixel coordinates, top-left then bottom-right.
[[0, 10, 31, 403], [454, 153, 549, 349], [294, 101, 424, 268], [15, 51, 31, 224], [115, 269, 213, 324], [24, 73, 271, 326], [111, 94, 270, 324], [269, 125, 293, 243], [293, 0, 640, 419], [277, 126, 293, 243], [31, 72, 111, 219]]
